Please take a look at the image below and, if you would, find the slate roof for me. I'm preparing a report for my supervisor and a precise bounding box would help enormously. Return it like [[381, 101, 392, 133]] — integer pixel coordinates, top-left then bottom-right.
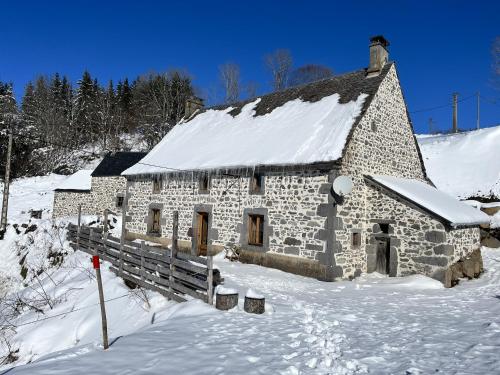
[[92, 152, 148, 177], [208, 63, 392, 118], [123, 64, 394, 175]]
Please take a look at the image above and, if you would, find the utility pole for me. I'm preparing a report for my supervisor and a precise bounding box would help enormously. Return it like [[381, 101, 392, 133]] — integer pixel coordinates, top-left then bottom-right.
[[476, 91, 480, 130], [452, 93, 458, 133], [1, 130, 13, 233], [428, 117, 435, 134]]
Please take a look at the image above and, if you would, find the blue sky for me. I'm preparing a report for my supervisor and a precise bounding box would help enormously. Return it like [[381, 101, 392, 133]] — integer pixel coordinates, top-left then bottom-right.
[[1, 0, 498, 133]]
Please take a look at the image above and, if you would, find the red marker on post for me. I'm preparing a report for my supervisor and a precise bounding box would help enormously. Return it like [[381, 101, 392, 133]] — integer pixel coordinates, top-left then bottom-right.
[[92, 255, 100, 269]]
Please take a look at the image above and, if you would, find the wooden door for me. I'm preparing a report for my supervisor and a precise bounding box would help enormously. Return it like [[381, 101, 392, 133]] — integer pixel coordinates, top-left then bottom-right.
[[376, 238, 390, 274], [197, 212, 209, 256]]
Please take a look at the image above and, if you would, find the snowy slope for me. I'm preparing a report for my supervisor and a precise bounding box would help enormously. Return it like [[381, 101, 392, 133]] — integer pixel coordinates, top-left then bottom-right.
[[417, 125, 500, 199], [0, 174, 66, 224], [1, 249, 500, 374], [123, 94, 367, 175]]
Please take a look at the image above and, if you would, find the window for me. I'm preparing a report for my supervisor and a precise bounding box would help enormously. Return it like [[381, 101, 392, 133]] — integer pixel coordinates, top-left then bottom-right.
[[249, 174, 264, 194], [371, 120, 377, 132], [379, 223, 389, 234], [248, 214, 264, 246], [116, 195, 124, 208], [152, 177, 162, 193], [150, 208, 161, 234], [199, 175, 210, 193], [351, 231, 361, 248]]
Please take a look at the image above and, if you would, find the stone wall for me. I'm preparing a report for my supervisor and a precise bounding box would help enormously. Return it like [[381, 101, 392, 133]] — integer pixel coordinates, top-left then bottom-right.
[[331, 63, 480, 280], [125, 169, 332, 275], [53, 176, 127, 218], [52, 191, 93, 218], [90, 176, 126, 216], [332, 64, 430, 278], [364, 183, 481, 281]]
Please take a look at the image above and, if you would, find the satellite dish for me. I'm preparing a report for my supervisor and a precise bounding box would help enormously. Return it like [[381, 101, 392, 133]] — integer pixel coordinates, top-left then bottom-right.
[[332, 176, 353, 196]]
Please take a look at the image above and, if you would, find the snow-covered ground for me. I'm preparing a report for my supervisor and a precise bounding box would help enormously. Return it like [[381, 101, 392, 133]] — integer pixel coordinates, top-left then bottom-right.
[[1, 248, 499, 374], [417, 125, 500, 200]]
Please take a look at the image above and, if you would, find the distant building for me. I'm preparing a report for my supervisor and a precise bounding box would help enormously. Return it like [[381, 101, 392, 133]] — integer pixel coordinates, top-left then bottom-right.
[[121, 36, 489, 286], [53, 152, 147, 218]]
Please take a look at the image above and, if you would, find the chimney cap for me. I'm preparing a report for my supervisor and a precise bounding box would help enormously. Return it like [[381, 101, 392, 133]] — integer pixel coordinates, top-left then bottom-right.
[[370, 35, 390, 48]]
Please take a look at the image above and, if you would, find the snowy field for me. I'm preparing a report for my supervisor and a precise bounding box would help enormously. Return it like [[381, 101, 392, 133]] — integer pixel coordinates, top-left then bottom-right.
[[417, 126, 500, 200], [0, 175, 499, 374], [1, 248, 499, 374]]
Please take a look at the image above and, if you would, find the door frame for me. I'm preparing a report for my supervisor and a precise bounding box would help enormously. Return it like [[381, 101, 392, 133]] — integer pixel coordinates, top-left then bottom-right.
[[191, 204, 213, 256]]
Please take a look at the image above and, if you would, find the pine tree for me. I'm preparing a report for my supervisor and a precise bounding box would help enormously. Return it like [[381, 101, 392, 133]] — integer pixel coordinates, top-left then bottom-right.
[[73, 70, 98, 143]]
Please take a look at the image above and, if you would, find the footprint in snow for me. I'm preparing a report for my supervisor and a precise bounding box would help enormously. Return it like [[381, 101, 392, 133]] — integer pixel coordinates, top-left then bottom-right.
[[283, 352, 299, 360]]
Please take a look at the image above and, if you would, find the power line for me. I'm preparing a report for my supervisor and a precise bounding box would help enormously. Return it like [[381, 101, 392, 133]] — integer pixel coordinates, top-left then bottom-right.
[[0, 293, 131, 329], [410, 93, 476, 114]]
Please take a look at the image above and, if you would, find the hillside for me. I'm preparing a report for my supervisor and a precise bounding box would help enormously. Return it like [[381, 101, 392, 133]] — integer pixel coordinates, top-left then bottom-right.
[[417, 125, 500, 200]]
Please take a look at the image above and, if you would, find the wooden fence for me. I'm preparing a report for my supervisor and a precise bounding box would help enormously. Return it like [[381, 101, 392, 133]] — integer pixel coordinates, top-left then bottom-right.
[[67, 213, 219, 304]]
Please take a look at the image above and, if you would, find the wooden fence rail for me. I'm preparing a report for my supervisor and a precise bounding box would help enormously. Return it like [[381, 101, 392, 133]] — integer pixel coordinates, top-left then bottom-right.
[[67, 219, 220, 304]]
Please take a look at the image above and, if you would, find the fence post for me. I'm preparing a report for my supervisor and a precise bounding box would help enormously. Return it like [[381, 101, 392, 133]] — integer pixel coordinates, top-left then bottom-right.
[[103, 209, 108, 233], [76, 204, 82, 250], [169, 211, 178, 297], [140, 241, 146, 282], [119, 205, 126, 275], [207, 248, 214, 305], [91, 228, 109, 350]]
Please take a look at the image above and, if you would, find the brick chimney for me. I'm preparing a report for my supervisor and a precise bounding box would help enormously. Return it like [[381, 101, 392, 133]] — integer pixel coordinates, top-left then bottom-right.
[[367, 35, 390, 75], [184, 96, 204, 119]]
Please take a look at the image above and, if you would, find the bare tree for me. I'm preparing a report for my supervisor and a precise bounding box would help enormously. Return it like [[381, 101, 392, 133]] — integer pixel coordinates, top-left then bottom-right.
[[289, 64, 334, 87], [265, 49, 293, 91], [492, 36, 500, 90], [132, 70, 193, 148], [219, 63, 240, 103], [245, 81, 259, 99]]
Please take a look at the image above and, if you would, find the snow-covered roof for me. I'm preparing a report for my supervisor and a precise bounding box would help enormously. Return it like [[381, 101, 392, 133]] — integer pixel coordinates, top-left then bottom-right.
[[123, 65, 392, 175], [417, 125, 500, 200], [368, 175, 491, 227], [55, 170, 92, 191]]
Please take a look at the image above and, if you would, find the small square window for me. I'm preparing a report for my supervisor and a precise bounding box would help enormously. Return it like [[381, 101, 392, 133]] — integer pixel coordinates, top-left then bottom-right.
[[153, 177, 162, 193], [248, 214, 264, 246], [249, 174, 264, 194], [149, 208, 161, 234], [199, 175, 210, 193], [116, 196, 124, 208], [351, 232, 361, 248]]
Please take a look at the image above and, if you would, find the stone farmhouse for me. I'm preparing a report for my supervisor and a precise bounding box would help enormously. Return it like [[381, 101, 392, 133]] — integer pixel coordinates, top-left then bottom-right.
[[121, 36, 490, 286], [53, 152, 146, 218], [53, 169, 93, 217]]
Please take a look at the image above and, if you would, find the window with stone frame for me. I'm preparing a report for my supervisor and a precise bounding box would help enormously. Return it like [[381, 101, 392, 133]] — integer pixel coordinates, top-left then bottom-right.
[[248, 214, 264, 246], [149, 208, 161, 234], [116, 195, 124, 208], [351, 231, 361, 248], [199, 175, 210, 193], [371, 120, 377, 132], [152, 177, 162, 193], [249, 173, 264, 194]]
